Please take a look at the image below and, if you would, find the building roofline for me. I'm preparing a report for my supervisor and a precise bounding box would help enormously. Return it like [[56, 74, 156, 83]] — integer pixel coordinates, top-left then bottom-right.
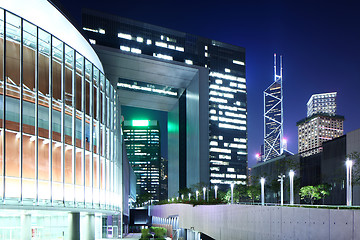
[[306, 92, 337, 106], [82, 8, 245, 52], [296, 113, 344, 126]]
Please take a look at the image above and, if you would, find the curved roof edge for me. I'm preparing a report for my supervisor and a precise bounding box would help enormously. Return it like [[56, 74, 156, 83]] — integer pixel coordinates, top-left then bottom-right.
[[0, 0, 104, 73]]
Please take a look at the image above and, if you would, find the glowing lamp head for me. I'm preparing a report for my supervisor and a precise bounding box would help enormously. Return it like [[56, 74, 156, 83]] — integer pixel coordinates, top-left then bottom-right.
[[203, 187, 206, 192], [289, 170, 295, 177], [255, 153, 260, 158], [214, 185, 218, 191], [346, 159, 353, 168], [260, 178, 265, 184], [283, 138, 287, 144]]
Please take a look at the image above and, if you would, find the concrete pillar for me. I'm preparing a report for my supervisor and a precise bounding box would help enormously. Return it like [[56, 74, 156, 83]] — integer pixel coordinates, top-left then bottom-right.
[[83, 213, 95, 240], [68, 212, 80, 240], [21, 214, 31, 240]]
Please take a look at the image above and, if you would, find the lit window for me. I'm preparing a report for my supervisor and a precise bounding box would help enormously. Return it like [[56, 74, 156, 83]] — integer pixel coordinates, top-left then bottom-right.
[[155, 41, 167, 48], [118, 33, 132, 40], [147, 39, 152, 45], [136, 37, 143, 42], [185, 59, 193, 65], [99, 29, 105, 34], [175, 46, 184, 52], [161, 35, 164, 40], [131, 48, 142, 54], [215, 79, 222, 84], [233, 60, 245, 65], [168, 45, 175, 50], [153, 53, 173, 61], [89, 39, 96, 44], [219, 136, 223, 140], [225, 68, 231, 73], [205, 45, 208, 50], [83, 27, 98, 33], [205, 52, 208, 57], [120, 46, 130, 52]]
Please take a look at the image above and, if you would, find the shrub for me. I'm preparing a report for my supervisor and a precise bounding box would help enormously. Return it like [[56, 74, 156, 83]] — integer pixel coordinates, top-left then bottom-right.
[[140, 228, 152, 239], [151, 226, 167, 238]]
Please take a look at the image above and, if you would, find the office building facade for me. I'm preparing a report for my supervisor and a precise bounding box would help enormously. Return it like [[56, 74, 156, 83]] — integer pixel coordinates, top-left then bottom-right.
[[82, 10, 248, 189], [298, 92, 343, 157], [122, 120, 161, 200], [307, 92, 337, 117], [263, 54, 283, 161], [0, 1, 122, 239], [297, 114, 344, 157]]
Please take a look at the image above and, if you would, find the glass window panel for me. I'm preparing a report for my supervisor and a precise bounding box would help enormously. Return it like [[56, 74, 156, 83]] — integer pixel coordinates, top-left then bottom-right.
[[85, 116, 90, 151], [93, 120, 98, 154], [52, 37, 62, 142], [93, 86, 98, 120], [64, 45, 74, 107], [0, 9, 4, 197], [93, 154, 99, 204], [22, 134, 35, 199], [5, 131, 20, 198]]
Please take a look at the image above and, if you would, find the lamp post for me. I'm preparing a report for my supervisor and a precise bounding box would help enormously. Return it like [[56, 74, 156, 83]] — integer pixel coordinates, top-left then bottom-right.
[[188, 193, 191, 201], [289, 170, 294, 205], [278, 174, 285, 205], [181, 194, 184, 200], [260, 178, 265, 206], [346, 159, 353, 206], [203, 187, 206, 201], [196, 190, 199, 201], [230, 183, 234, 204], [214, 185, 218, 199]]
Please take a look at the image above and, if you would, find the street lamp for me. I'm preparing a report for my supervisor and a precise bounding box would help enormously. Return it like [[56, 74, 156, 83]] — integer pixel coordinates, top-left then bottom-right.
[[278, 174, 285, 205], [188, 193, 191, 201], [214, 185, 218, 199], [196, 190, 199, 201], [203, 187, 206, 201], [289, 170, 295, 205], [260, 178, 265, 206], [346, 159, 353, 206], [181, 194, 184, 200], [230, 182, 235, 204]]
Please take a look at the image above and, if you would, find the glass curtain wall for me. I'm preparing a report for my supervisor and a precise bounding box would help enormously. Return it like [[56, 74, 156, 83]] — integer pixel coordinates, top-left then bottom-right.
[[0, 8, 119, 210]]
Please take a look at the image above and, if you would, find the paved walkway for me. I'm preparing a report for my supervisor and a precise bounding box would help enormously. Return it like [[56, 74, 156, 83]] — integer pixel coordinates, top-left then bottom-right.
[[123, 233, 141, 239]]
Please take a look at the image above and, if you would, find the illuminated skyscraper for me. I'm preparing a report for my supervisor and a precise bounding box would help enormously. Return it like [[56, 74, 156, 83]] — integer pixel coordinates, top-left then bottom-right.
[[307, 92, 337, 117], [122, 120, 161, 200], [82, 10, 248, 189], [298, 93, 344, 157], [264, 54, 283, 161]]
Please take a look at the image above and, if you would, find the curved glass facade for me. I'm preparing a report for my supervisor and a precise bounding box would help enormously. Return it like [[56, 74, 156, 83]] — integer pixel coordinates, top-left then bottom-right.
[[0, 8, 120, 210]]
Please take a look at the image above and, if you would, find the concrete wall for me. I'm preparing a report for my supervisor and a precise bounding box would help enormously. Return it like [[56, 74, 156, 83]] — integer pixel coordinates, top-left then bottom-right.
[[151, 204, 360, 240]]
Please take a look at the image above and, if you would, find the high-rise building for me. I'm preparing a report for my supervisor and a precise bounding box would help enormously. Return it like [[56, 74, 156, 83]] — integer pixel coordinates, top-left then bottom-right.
[[297, 93, 344, 157], [307, 92, 337, 117], [263, 54, 283, 161], [160, 157, 168, 200], [122, 120, 161, 200], [82, 10, 248, 189]]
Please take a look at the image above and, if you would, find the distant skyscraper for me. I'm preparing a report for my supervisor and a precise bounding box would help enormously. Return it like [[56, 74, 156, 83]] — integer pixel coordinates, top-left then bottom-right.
[[122, 120, 161, 200], [298, 93, 344, 157], [264, 54, 283, 161], [160, 157, 168, 200], [307, 92, 337, 117]]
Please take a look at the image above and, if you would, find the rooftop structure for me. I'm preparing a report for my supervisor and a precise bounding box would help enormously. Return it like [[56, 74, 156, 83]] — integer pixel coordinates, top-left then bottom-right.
[[307, 92, 337, 117]]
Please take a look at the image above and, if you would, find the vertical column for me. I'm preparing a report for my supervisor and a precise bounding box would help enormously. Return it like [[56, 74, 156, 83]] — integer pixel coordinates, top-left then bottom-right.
[[21, 214, 31, 240], [68, 212, 80, 240], [83, 213, 95, 240]]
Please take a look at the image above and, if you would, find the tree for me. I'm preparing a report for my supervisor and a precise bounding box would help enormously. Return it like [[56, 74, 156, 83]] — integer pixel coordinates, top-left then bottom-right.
[[178, 187, 192, 197], [299, 186, 321, 204], [137, 192, 152, 205], [317, 184, 331, 204], [247, 185, 260, 203]]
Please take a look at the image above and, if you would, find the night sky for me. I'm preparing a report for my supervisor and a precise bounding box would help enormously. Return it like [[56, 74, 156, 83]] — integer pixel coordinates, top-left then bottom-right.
[[56, 0, 360, 167]]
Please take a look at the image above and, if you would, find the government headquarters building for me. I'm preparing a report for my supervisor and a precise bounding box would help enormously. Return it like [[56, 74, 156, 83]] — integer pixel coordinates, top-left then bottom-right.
[[0, 0, 247, 238]]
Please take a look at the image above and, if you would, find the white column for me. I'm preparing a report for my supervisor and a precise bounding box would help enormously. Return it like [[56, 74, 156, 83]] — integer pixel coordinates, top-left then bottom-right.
[[346, 160, 353, 206], [289, 170, 294, 205], [68, 212, 80, 240], [21, 214, 31, 240], [83, 213, 95, 240]]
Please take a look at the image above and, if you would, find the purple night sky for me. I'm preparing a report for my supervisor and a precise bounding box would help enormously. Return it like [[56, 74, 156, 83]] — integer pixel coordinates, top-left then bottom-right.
[[56, 0, 360, 167]]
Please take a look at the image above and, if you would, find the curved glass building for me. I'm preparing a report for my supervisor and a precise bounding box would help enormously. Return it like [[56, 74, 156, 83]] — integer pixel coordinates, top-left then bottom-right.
[[0, 0, 121, 239]]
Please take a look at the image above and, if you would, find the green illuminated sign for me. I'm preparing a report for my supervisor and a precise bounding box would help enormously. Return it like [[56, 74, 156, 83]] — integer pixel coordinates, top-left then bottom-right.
[[132, 120, 149, 127]]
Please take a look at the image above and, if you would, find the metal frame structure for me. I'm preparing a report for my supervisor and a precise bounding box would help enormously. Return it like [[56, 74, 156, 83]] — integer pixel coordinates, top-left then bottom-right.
[[263, 54, 283, 162]]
